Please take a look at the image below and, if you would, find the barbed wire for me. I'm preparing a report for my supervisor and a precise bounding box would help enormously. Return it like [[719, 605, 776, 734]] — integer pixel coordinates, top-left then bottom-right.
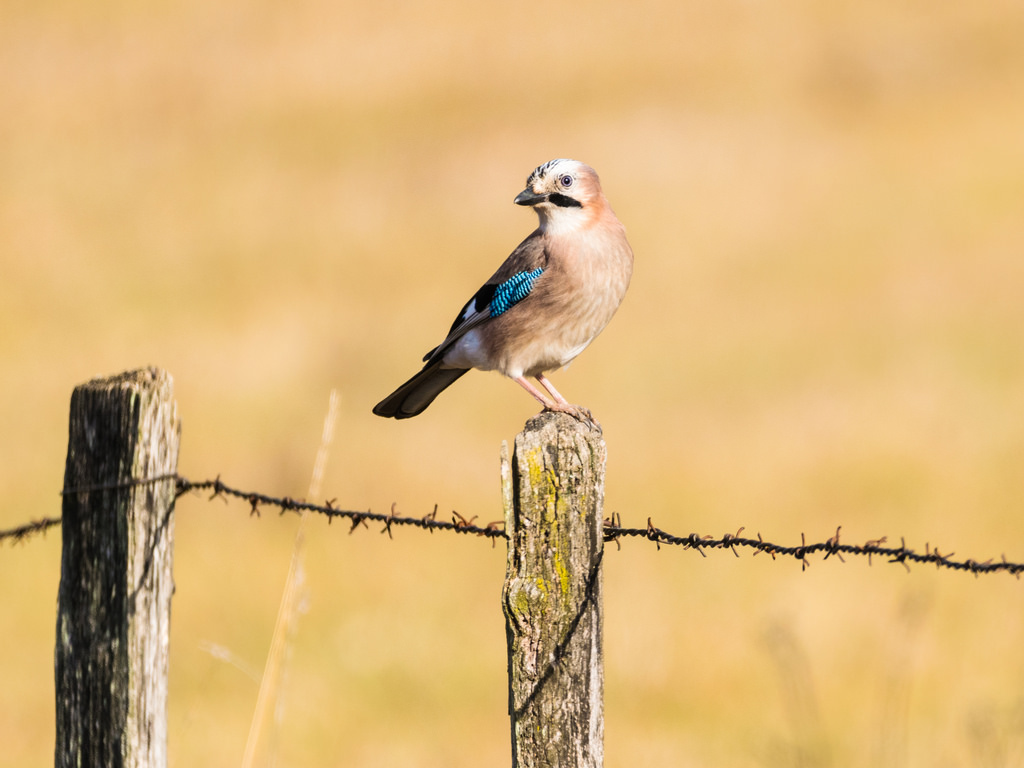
[[0, 516, 62, 544], [601, 513, 1023, 577], [175, 476, 507, 541], [0, 473, 1019, 578]]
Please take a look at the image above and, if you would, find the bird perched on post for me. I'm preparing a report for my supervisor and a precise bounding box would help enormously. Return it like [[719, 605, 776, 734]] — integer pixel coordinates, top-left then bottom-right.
[[372, 158, 633, 429]]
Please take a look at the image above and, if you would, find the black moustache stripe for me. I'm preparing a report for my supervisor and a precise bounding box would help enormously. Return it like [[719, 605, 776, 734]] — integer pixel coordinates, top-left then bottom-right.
[[547, 193, 582, 208]]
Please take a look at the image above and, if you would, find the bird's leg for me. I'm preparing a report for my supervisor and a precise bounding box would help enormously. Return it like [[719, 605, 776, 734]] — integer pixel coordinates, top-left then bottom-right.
[[514, 375, 558, 408], [514, 375, 601, 432], [535, 374, 596, 425], [535, 373, 569, 404]]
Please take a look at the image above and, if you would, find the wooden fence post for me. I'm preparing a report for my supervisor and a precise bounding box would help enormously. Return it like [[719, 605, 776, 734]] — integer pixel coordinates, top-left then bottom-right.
[[55, 368, 180, 768], [502, 412, 606, 768]]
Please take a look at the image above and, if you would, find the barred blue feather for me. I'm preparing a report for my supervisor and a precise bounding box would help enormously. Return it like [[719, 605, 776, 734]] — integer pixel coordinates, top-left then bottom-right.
[[489, 268, 544, 317]]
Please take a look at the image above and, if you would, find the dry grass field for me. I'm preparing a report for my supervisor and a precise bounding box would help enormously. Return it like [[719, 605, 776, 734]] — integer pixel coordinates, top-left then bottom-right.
[[3, 0, 1024, 765]]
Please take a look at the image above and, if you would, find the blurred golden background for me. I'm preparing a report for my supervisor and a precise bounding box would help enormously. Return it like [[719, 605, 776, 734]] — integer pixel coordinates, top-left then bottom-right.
[[2, 0, 1024, 764]]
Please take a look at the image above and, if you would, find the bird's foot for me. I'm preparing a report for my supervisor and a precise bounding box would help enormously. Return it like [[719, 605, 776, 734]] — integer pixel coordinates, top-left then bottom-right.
[[541, 402, 602, 433]]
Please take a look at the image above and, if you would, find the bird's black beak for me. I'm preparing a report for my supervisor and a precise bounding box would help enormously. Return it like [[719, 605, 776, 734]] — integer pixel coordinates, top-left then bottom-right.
[[514, 188, 548, 206]]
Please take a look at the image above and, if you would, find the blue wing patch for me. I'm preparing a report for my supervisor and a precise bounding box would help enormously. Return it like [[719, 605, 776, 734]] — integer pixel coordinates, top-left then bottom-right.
[[489, 268, 544, 317]]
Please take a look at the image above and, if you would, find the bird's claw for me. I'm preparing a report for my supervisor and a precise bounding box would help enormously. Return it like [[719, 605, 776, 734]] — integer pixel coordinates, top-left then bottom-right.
[[542, 402, 602, 433]]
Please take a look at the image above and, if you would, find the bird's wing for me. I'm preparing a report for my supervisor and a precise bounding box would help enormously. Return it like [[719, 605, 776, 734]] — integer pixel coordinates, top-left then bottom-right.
[[422, 232, 549, 363]]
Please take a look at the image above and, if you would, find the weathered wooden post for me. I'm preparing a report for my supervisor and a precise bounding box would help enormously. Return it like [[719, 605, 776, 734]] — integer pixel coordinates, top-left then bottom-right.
[[502, 412, 606, 768], [56, 368, 180, 768]]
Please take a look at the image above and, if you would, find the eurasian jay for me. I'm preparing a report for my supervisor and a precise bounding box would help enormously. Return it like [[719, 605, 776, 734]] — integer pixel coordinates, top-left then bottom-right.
[[372, 158, 633, 428]]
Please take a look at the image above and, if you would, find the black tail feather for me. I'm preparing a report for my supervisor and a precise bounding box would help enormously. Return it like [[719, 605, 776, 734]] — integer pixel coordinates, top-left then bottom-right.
[[372, 363, 469, 419]]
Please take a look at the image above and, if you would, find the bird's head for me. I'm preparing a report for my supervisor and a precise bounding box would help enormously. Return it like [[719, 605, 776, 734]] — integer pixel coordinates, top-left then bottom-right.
[[514, 159, 606, 231]]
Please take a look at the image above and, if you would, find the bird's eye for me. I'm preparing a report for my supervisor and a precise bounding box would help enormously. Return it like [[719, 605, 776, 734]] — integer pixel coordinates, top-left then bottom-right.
[[559, 174, 574, 188]]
